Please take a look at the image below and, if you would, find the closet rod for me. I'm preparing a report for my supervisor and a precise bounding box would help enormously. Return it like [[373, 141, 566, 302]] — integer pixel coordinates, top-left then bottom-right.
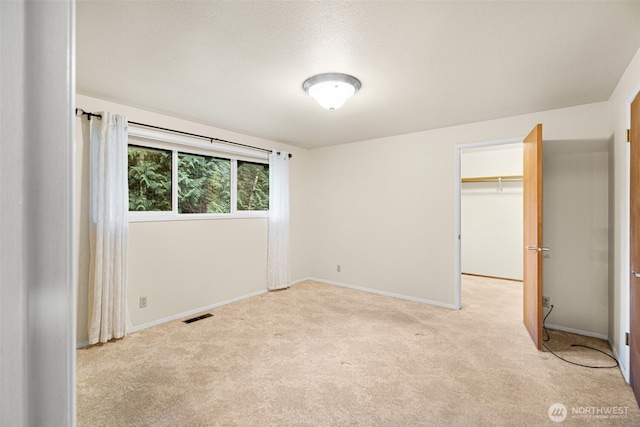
[[75, 108, 292, 158], [461, 175, 522, 183]]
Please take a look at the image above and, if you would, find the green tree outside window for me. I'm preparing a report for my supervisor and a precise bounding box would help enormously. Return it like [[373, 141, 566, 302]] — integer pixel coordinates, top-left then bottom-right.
[[128, 146, 172, 211], [178, 153, 231, 214], [237, 161, 269, 211]]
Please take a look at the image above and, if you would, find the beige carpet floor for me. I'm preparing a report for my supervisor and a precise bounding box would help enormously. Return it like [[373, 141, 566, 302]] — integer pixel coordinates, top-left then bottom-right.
[[77, 276, 640, 426]]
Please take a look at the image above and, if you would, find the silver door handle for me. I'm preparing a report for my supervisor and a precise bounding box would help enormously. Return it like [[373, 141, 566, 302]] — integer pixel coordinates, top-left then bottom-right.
[[633, 270, 640, 278], [526, 246, 550, 252]]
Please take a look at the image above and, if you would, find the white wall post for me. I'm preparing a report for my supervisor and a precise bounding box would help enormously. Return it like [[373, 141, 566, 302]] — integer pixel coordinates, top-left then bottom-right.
[[1, 1, 76, 425]]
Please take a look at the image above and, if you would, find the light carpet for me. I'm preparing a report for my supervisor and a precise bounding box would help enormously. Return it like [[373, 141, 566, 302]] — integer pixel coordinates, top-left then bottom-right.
[[77, 276, 640, 426]]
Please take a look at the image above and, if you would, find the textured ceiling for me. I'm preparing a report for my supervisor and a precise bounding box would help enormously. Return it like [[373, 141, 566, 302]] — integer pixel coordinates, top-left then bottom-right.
[[76, 1, 640, 149]]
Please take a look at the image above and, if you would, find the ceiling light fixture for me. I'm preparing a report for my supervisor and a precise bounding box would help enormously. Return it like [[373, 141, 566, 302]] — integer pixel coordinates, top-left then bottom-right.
[[303, 73, 361, 111]]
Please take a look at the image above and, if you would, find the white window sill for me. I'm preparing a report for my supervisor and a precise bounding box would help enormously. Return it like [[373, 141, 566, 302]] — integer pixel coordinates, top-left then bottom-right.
[[128, 211, 268, 223]]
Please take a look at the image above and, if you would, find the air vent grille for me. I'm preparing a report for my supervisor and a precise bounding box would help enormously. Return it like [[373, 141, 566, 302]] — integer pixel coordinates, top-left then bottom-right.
[[183, 313, 213, 324]]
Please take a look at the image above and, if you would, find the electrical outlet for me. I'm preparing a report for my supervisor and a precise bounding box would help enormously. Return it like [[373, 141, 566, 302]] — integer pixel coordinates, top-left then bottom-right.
[[542, 296, 550, 308], [337, 265, 341, 273], [140, 296, 147, 308]]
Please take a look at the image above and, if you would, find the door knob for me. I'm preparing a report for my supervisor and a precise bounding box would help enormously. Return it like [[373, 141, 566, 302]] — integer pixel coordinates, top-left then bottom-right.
[[632, 270, 640, 278]]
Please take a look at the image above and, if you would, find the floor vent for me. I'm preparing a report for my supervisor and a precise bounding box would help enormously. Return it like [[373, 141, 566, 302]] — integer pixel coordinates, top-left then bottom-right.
[[183, 313, 213, 324]]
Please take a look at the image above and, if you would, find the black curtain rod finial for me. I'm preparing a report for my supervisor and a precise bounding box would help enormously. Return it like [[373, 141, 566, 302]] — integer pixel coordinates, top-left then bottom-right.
[[75, 108, 102, 121]]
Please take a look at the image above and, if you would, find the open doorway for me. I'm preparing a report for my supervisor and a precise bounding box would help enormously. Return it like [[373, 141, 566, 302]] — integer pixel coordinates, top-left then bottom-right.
[[454, 138, 523, 309], [460, 143, 524, 281], [455, 133, 611, 346]]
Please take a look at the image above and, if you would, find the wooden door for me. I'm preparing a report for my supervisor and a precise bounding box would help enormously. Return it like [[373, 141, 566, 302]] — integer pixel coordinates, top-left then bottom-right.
[[523, 124, 543, 349], [630, 92, 640, 404]]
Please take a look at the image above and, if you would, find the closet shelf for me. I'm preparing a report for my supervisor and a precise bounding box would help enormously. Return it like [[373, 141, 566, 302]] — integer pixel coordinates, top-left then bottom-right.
[[461, 175, 523, 183]]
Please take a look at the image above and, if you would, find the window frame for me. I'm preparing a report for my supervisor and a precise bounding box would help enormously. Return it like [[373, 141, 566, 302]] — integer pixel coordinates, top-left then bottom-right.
[[127, 126, 269, 222]]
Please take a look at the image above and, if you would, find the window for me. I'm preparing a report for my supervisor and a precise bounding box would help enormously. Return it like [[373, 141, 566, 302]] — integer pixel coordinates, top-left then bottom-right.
[[128, 145, 172, 211], [127, 139, 269, 220], [237, 161, 269, 211], [178, 153, 231, 214]]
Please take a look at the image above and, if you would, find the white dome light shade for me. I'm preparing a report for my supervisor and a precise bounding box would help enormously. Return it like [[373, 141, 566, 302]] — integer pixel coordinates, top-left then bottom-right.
[[303, 73, 361, 111], [308, 80, 355, 110]]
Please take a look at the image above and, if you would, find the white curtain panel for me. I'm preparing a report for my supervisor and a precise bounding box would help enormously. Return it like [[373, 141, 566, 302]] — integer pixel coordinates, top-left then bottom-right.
[[88, 112, 130, 344], [267, 151, 291, 291]]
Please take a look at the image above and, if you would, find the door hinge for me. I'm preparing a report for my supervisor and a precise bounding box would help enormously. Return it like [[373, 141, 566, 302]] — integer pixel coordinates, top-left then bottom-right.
[[627, 129, 631, 143], [626, 332, 630, 346]]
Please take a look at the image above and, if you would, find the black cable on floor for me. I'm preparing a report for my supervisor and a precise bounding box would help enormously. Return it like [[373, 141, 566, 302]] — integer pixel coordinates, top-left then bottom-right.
[[542, 304, 553, 342], [542, 304, 619, 369]]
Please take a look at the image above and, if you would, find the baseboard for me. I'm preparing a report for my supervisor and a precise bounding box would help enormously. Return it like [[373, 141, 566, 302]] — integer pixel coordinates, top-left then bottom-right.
[[129, 289, 268, 334], [302, 277, 458, 310], [536, 323, 630, 381], [545, 323, 608, 341], [76, 289, 269, 348], [608, 337, 629, 383]]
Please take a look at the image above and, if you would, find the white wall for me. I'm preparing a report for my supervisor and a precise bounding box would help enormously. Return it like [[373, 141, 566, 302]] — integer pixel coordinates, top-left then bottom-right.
[[75, 95, 309, 343], [305, 102, 609, 308], [461, 145, 523, 178], [608, 45, 640, 380], [461, 145, 523, 280], [542, 139, 610, 338]]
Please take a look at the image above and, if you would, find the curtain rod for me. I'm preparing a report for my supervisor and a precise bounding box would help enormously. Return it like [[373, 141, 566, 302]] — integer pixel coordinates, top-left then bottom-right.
[[75, 108, 292, 158]]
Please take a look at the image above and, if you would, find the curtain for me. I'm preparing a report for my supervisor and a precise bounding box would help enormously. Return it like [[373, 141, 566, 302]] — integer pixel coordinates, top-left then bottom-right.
[[267, 151, 291, 291], [87, 112, 130, 344]]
